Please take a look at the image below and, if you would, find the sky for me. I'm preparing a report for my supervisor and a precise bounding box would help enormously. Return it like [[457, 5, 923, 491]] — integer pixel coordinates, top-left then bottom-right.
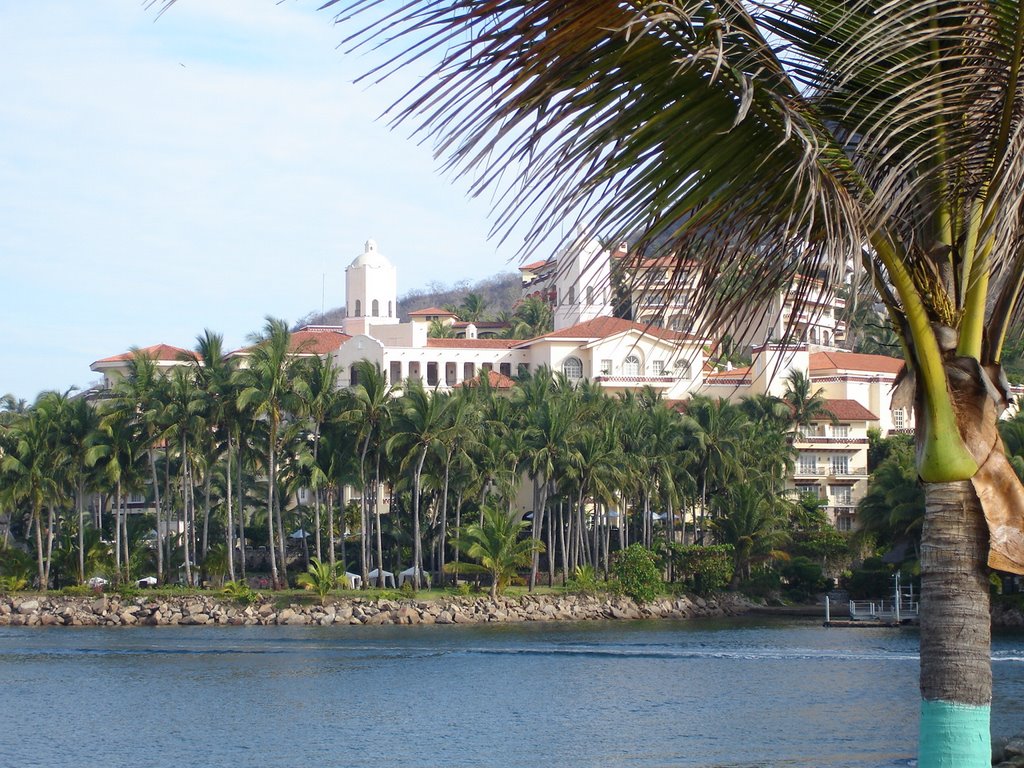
[[0, 0, 543, 402]]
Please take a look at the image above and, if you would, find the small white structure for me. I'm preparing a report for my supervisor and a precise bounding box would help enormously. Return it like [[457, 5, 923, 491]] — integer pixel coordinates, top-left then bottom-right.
[[367, 568, 395, 588], [344, 572, 363, 590], [399, 566, 431, 589]]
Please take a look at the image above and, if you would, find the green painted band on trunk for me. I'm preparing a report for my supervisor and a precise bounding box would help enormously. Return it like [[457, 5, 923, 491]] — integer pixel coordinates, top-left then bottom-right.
[[919, 699, 990, 768]]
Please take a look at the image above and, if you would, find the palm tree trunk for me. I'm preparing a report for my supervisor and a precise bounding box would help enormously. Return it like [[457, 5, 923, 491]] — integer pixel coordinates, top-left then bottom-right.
[[149, 449, 163, 585], [327, 487, 337, 574], [32, 502, 45, 591], [374, 457, 384, 584], [226, 435, 235, 583], [115, 480, 123, 581], [438, 456, 452, 587], [274, 481, 288, 586], [529, 478, 549, 590], [77, 479, 85, 584], [557, 502, 567, 584], [411, 450, 429, 590], [265, 428, 279, 588], [237, 444, 246, 579], [918, 480, 991, 768], [181, 443, 193, 588], [201, 470, 212, 561], [358, 434, 372, 585], [313, 430, 322, 564]]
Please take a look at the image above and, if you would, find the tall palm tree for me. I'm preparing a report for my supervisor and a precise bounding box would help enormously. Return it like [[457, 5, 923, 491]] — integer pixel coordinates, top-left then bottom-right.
[[386, 379, 449, 588], [2, 396, 61, 589], [299, 353, 341, 564], [782, 370, 836, 434], [343, 360, 395, 585], [449, 505, 543, 599], [235, 317, 311, 589]]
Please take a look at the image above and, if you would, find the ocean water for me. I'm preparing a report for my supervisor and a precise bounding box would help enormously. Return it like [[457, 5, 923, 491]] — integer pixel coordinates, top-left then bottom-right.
[[1, 618, 1022, 768]]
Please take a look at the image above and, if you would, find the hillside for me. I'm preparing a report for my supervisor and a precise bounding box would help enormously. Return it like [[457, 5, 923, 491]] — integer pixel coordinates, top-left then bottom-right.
[[298, 271, 522, 326]]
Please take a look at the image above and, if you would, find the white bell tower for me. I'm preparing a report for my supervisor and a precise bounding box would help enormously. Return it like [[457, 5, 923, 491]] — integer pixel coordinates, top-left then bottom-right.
[[343, 239, 398, 336]]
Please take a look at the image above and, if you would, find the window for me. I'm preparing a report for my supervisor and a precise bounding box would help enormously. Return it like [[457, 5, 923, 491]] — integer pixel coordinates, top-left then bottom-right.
[[831, 455, 850, 475], [675, 360, 691, 379], [892, 408, 906, 429], [600, 359, 612, 375], [586, 285, 594, 304], [652, 360, 665, 376], [372, 299, 379, 317], [499, 363, 512, 377], [349, 365, 359, 387], [463, 362, 476, 381], [389, 361, 401, 384], [518, 363, 529, 377], [388, 300, 393, 317], [567, 285, 575, 304], [799, 454, 817, 475], [562, 356, 583, 382], [354, 299, 361, 317], [830, 485, 853, 505], [836, 516, 853, 532], [832, 425, 849, 439], [623, 355, 641, 377], [795, 484, 819, 498], [427, 362, 439, 386]]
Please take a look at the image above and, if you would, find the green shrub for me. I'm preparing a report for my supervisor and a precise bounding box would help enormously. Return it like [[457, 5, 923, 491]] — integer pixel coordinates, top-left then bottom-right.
[[611, 544, 662, 604], [843, 559, 893, 599], [739, 569, 782, 599], [222, 580, 260, 605], [782, 556, 829, 601], [669, 544, 734, 595], [566, 564, 602, 595], [0, 574, 29, 593]]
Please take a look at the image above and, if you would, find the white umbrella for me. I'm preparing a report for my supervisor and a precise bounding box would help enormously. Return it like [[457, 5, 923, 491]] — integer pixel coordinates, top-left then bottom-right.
[[288, 529, 310, 540]]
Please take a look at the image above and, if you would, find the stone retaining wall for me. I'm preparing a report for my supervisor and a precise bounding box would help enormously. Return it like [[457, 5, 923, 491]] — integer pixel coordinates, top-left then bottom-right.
[[0, 592, 751, 628]]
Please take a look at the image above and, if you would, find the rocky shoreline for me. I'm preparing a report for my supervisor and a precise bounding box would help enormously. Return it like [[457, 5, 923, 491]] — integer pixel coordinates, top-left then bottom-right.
[[0, 591, 752, 628]]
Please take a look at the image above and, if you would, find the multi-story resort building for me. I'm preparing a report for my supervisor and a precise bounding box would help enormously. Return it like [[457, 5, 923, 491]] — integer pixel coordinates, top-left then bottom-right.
[[91, 236, 905, 532]]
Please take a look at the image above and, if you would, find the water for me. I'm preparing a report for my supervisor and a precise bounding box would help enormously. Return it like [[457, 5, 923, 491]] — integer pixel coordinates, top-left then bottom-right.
[[1, 618, 1023, 768]]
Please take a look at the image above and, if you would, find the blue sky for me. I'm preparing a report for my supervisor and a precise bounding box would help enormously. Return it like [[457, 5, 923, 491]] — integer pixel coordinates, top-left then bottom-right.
[[0, 1, 541, 401]]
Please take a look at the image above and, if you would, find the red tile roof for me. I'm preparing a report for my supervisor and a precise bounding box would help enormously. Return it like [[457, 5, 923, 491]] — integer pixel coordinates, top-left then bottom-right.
[[809, 350, 904, 375], [704, 365, 752, 382], [425, 338, 519, 349], [288, 329, 351, 355], [231, 328, 351, 357], [461, 370, 517, 389], [522, 316, 697, 344], [409, 307, 457, 317], [92, 343, 191, 365], [518, 260, 551, 272], [819, 398, 878, 421]]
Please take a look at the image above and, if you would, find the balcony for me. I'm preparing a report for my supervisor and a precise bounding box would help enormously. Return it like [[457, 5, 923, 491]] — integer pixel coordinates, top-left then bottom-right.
[[793, 435, 868, 446], [594, 375, 677, 388]]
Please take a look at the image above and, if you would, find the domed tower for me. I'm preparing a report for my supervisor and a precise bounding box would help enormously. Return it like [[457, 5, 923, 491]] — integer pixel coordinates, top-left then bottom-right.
[[343, 239, 398, 336]]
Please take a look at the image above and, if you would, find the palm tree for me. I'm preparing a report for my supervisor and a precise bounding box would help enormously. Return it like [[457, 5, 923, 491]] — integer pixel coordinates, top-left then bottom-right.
[[427, 318, 456, 339], [1, 397, 61, 589], [343, 360, 395, 586], [386, 379, 450, 588], [680, 397, 749, 543], [299, 354, 341, 565], [782, 370, 836, 434], [235, 317, 310, 588], [711, 483, 790, 586], [458, 292, 488, 323], [449, 505, 543, 599]]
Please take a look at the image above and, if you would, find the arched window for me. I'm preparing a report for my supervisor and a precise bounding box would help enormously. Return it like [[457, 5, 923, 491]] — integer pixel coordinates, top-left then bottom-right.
[[355, 299, 362, 317], [623, 355, 641, 377], [562, 356, 583, 381], [349, 365, 359, 387], [372, 299, 379, 317]]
